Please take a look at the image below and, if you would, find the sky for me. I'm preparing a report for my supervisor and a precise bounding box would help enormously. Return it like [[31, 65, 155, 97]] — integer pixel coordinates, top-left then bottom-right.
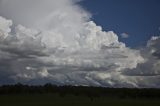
[[0, 0, 160, 88], [80, 0, 160, 47]]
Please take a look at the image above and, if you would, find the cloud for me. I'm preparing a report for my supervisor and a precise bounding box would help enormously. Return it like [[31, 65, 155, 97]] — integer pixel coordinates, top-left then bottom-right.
[[0, 15, 145, 87], [3, 0, 160, 88], [0, 16, 12, 39], [121, 33, 129, 38], [123, 36, 160, 88], [0, 0, 90, 30]]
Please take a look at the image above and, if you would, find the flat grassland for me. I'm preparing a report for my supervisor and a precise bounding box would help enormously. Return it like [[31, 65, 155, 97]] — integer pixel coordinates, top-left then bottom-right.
[[0, 94, 160, 106], [1, 85, 160, 106]]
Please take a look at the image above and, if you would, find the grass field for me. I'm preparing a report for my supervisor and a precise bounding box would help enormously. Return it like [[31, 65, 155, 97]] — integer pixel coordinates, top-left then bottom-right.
[[0, 94, 160, 106]]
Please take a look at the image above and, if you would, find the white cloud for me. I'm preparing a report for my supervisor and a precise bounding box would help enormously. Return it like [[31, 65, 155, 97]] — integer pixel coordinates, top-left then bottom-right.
[[123, 36, 160, 88], [0, 15, 145, 87], [0, 16, 12, 39], [0, 0, 155, 87], [121, 33, 129, 38]]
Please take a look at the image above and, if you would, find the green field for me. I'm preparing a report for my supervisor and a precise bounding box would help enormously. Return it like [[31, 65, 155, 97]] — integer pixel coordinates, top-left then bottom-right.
[[0, 94, 160, 106]]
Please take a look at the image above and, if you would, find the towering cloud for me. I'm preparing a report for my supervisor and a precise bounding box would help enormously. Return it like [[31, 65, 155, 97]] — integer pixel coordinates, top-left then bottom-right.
[[1, 0, 158, 87], [123, 36, 160, 88]]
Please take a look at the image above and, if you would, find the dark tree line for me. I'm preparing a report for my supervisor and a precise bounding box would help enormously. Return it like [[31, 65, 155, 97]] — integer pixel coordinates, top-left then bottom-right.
[[0, 83, 160, 99]]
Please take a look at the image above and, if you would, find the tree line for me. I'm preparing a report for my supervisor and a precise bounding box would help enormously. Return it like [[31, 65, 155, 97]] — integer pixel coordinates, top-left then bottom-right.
[[0, 83, 160, 99]]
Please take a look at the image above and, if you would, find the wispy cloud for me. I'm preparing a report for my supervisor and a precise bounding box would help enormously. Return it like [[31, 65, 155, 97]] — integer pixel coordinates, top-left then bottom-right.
[[121, 33, 130, 38]]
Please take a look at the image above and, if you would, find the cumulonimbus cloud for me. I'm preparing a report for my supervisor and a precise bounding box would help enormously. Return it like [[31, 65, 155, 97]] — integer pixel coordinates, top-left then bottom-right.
[[0, 0, 159, 88]]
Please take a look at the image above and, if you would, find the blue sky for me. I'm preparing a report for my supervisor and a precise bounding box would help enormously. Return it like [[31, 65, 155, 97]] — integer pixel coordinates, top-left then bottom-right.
[[80, 0, 160, 47]]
